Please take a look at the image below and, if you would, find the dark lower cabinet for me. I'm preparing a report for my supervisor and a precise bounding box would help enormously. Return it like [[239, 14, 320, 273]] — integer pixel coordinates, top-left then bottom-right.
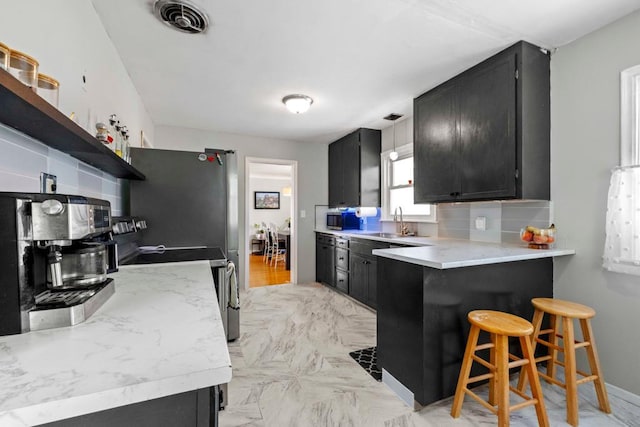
[[348, 253, 368, 303], [315, 233, 335, 286], [39, 386, 219, 427], [348, 253, 378, 309], [348, 238, 391, 309], [335, 238, 349, 293], [377, 257, 553, 406]]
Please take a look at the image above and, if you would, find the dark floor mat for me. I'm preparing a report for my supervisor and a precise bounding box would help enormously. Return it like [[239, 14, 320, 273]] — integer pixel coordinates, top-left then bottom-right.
[[349, 346, 382, 382]]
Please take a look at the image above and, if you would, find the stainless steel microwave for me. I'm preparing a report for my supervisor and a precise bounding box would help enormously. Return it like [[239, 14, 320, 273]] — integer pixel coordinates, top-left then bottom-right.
[[326, 211, 360, 230]]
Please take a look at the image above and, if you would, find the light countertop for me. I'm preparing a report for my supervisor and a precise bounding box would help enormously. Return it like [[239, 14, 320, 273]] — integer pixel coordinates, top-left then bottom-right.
[[0, 260, 231, 427], [316, 230, 575, 269]]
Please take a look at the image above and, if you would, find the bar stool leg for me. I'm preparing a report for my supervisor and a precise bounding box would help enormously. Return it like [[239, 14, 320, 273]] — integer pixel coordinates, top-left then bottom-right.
[[520, 335, 550, 427], [562, 316, 579, 427], [580, 319, 611, 414], [488, 334, 497, 406], [517, 308, 545, 391], [494, 334, 510, 427], [547, 314, 558, 382], [451, 325, 480, 418]]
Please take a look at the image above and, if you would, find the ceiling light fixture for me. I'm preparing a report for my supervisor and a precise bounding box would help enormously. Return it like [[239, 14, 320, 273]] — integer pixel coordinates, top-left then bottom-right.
[[282, 94, 313, 114], [384, 113, 403, 161]]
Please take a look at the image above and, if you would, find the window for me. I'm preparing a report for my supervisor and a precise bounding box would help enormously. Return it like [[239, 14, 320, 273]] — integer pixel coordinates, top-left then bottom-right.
[[621, 64, 640, 165], [381, 143, 436, 221], [602, 65, 640, 275]]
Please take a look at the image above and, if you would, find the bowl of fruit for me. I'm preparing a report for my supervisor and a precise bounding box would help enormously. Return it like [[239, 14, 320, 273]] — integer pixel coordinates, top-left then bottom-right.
[[520, 224, 556, 249]]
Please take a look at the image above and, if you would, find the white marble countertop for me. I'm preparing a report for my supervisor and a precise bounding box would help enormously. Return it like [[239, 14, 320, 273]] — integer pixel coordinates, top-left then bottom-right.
[[315, 229, 575, 269], [0, 260, 232, 427]]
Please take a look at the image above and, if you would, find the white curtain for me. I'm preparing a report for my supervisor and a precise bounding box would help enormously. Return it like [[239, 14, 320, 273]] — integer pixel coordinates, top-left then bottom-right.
[[603, 166, 640, 275]]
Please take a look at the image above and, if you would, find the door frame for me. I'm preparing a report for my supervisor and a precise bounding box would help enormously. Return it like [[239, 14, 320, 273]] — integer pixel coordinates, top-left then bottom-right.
[[244, 157, 298, 288]]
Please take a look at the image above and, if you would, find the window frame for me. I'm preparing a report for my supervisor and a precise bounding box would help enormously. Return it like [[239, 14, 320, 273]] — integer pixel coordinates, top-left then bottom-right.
[[621, 64, 640, 166], [380, 143, 437, 222]]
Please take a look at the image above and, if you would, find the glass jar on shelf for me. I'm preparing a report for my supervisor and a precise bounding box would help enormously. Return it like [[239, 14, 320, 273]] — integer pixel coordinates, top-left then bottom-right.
[[8, 49, 38, 90], [0, 42, 9, 70], [37, 73, 59, 108]]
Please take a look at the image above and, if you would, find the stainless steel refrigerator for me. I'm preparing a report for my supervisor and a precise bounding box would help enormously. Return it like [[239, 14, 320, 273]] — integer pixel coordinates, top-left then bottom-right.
[[126, 147, 239, 340]]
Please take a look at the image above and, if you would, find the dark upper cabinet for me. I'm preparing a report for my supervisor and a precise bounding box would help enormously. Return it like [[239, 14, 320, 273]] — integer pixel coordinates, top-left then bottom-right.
[[328, 128, 381, 208], [414, 41, 549, 204]]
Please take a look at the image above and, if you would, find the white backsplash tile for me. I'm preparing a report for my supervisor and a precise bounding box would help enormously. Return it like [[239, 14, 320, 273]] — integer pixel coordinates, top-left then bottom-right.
[[435, 200, 552, 244], [0, 123, 124, 214]]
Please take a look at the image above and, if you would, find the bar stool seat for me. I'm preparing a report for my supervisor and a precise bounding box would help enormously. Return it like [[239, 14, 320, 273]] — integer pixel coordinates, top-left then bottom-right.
[[451, 310, 549, 427], [518, 298, 611, 427]]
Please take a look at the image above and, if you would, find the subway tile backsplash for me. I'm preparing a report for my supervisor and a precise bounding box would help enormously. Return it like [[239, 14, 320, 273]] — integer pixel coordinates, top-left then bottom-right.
[[436, 200, 551, 244], [0, 123, 124, 215]]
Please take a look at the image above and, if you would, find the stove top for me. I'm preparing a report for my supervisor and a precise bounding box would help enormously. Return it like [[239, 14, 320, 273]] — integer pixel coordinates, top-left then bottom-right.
[[120, 246, 227, 267]]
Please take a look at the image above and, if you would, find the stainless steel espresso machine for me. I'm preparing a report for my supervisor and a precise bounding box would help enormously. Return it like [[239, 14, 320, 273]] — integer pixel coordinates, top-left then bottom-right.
[[0, 192, 117, 336]]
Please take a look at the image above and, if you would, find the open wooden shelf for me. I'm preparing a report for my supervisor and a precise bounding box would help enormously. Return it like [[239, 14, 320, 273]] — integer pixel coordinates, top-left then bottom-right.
[[0, 68, 145, 180]]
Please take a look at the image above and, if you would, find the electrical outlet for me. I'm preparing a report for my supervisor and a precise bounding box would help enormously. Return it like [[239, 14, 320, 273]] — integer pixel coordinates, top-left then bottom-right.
[[475, 216, 487, 231], [40, 173, 57, 194], [300, 210, 306, 218]]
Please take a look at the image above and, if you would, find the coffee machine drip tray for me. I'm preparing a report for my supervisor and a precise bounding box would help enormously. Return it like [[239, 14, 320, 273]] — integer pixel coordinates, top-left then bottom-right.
[[29, 279, 115, 332]]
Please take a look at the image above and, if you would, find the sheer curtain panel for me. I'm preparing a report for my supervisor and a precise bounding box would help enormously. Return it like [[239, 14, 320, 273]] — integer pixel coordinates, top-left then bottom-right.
[[603, 166, 640, 275]]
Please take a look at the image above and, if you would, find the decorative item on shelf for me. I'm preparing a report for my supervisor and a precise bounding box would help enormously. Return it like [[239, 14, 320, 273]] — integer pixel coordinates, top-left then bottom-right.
[[114, 121, 123, 158], [520, 224, 556, 249], [282, 94, 313, 114], [0, 42, 9, 70], [36, 73, 59, 108], [95, 122, 109, 144], [253, 223, 265, 240], [8, 49, 38, 90], [107, 114, 118, 153]]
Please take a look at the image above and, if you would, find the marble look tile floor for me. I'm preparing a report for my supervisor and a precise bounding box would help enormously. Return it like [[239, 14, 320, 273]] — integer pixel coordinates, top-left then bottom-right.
[[220, 283, 640, 426]]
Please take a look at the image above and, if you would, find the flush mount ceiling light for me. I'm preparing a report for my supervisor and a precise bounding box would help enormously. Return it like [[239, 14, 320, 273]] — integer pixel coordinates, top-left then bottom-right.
[[384, 113, 403, 160], [282, 94, 313, 114]]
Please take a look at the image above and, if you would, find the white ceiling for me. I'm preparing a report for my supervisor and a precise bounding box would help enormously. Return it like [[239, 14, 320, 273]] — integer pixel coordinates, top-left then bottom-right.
[[91, 0, 640, 144]]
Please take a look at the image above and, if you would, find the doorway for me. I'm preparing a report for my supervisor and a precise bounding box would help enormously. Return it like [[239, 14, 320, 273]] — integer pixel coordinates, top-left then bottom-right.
[[245, 158, 297, 288]]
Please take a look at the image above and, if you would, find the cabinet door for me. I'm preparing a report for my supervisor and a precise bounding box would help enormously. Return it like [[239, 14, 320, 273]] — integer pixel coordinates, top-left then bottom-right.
[[349, 253, 368, 304], [458, 52, 516, 200], [328, 141, 342, 207], [414, 81, 459, 203], [366, 258, 377, 309], [342, 132, 361, 207]]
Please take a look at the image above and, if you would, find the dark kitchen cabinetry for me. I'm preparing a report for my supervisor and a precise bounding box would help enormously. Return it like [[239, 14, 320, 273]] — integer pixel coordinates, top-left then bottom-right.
[[40, 386, 219, 427], [0, 68, 145, 180], [414, 40, 549, 203], [328, 128, 381, 208], [315, 233, 335, 286], [348, 238, 393, 309], [377, 257, 553, 406], [334, 237, 349, 293]]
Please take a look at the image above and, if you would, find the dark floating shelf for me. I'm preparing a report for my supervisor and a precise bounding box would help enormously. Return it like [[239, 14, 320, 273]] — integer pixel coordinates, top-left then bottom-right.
[[0, 68, 145, 180]]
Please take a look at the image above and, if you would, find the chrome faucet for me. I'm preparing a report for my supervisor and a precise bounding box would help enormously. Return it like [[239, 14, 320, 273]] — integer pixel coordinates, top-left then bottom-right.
[[393, 206, 409, 236]]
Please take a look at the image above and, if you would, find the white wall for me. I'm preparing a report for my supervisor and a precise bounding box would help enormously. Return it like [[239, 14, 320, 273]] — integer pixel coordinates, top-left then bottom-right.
[[551, 9, 640, 394], [249, 177, 292, 238], [0, 0, 154, 214], [153, 125, 328, 287]]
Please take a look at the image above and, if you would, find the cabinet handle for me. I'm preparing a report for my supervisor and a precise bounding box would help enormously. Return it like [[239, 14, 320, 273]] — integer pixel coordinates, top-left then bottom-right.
[[338, 257, 344, 260]]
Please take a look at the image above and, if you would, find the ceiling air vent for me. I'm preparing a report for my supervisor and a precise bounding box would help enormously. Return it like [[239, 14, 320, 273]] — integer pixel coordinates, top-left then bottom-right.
[[153, 0, 209, 34]]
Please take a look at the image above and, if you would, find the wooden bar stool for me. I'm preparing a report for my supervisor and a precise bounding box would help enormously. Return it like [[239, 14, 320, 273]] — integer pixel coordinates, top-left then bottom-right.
[[517, 298, 611, 426], [451, 310, 549, 427]]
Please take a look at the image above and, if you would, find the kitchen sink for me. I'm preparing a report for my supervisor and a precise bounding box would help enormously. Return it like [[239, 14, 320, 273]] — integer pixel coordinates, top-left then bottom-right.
[[361, 232, 405, 238]]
